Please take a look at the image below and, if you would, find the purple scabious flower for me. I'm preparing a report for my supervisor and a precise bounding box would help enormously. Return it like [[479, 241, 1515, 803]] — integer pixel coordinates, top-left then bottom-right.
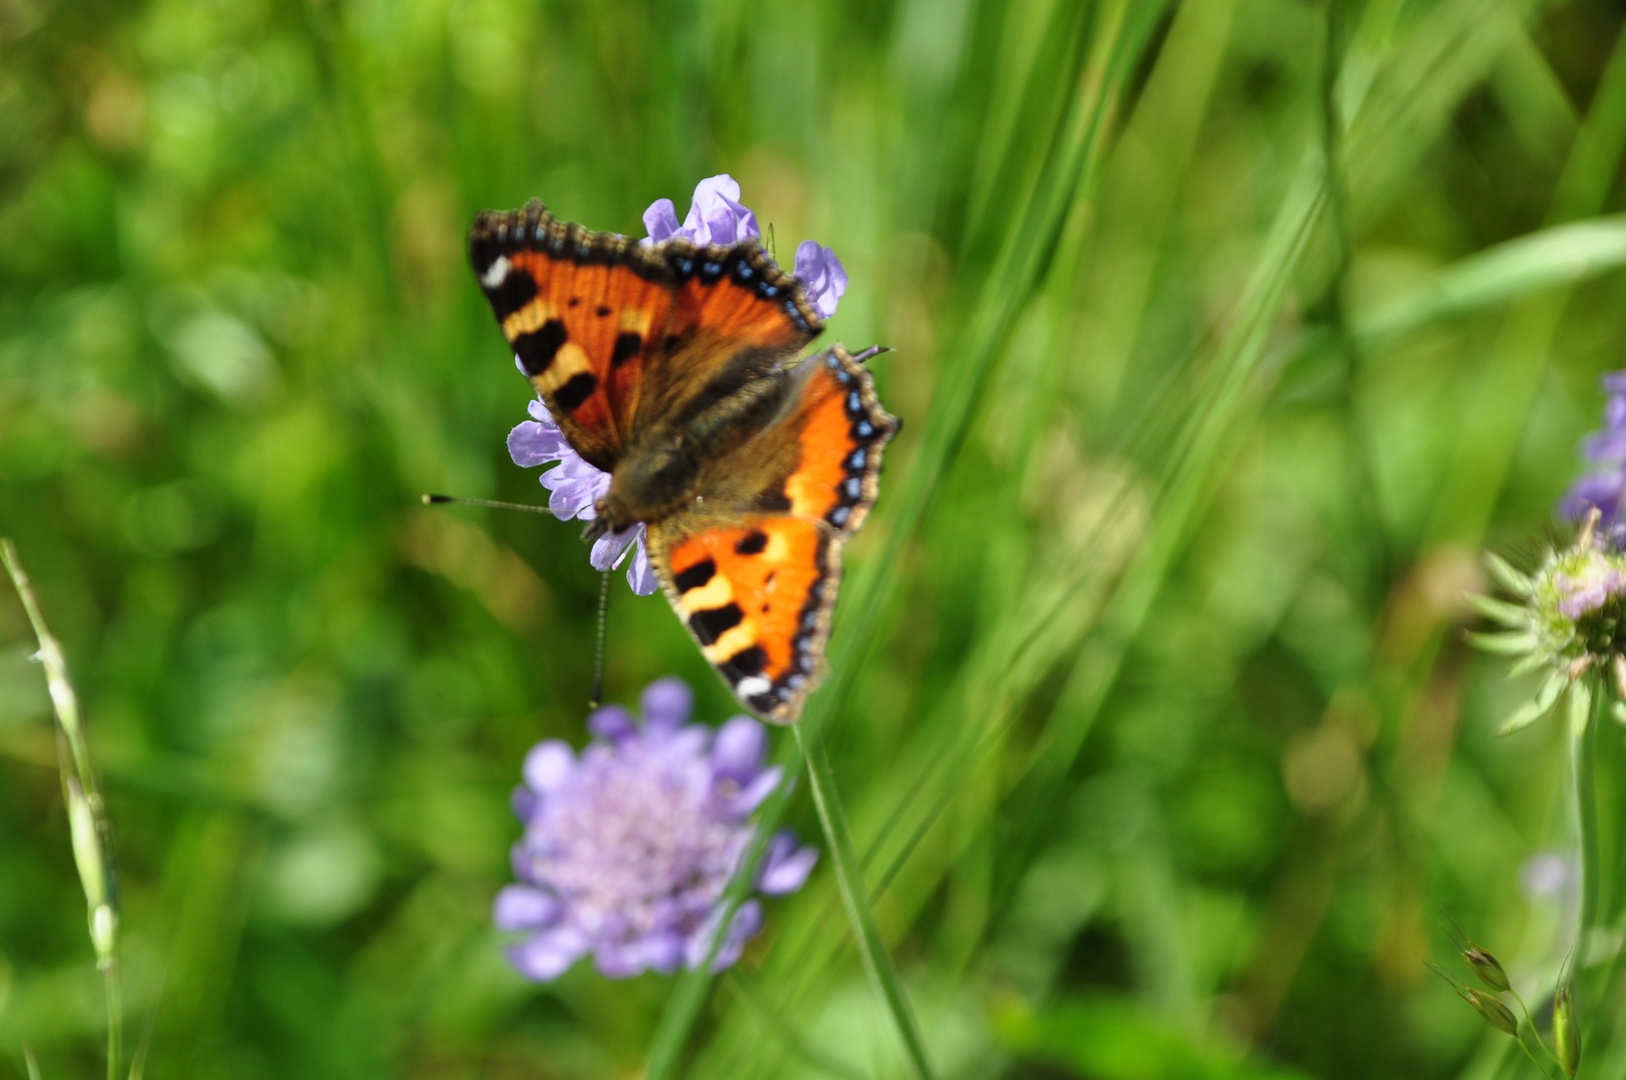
[[1561, 372, 1626, 545], [494, 677, 818, 982], [508, 395, 658, 595], [641, 174, 847, 319]]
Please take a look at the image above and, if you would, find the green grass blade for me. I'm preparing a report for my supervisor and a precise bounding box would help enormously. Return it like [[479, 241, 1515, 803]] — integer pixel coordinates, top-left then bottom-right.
[[1355, 216, 1626, 348], [794, 723, 937, 1080]]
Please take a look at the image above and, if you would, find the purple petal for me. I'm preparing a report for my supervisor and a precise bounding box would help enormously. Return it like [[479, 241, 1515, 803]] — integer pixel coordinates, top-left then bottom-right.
[[1604, 394, 1626, 432], [758, 831, 818, 895], [685, 899, 765, 972], [542, 460, 610, 520], [592, 940, 648, 979], [523, 740, 576, 794], [506, 924, 590, 982], [588, 704, 636, 742], [682, 897, 764, 975], [494, 885, 562, 931], [590, 525, 640, 572], [643, 198, 681, 243], [1585, 427, 1626, 462], [508, 420, 571, 467], [642, 677, 693, 732], [511, 784, 538, 822], [724, 765, 782, 816], [627, 534, 659, 595], [1604, 372, 1626, 395], [711, 715, 767, 782], [664, 725, 710, 763], [682, 175, 759, 246], [1561, 472, 1626, 522], [638, 931, 688, 974], [794, 241, 847, 319]]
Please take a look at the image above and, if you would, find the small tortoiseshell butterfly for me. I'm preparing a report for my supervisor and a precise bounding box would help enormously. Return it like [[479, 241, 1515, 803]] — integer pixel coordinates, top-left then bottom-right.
[[468, 200, 898, 723]]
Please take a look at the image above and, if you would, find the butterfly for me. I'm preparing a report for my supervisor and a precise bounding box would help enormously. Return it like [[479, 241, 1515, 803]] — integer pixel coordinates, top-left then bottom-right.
[[468, 199, 898, 723]]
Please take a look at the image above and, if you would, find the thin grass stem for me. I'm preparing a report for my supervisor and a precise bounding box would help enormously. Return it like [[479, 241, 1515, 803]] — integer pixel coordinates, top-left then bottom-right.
[[2, 539, 122, 1080], [794, 723, 936, 1080]]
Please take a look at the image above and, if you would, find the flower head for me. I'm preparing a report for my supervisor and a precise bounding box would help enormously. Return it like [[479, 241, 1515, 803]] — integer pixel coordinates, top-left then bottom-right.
[[794, 240, 847, 320], [508, 397, 657, 595], [1561, 371, 1626, 545], [1468, 511, 1626, 733], [642, 175, 759, 247], [494, 677, 818, 981], [640, 174, 846, 318]]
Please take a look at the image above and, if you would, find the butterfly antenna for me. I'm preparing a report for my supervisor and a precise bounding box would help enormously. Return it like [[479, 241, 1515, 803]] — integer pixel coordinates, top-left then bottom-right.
[[589, 569, 611, 709], [422, 493, 554, 514], [852, 345, 892, 364]]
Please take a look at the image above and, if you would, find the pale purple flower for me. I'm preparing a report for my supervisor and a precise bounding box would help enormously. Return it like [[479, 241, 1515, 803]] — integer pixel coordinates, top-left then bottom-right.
[[1561, 371, 1626, 544], [507, 394, 657, 595], [1555, 564, 1626, 619], [639, 174, 846, 318], [643, 175, 759, 247], [494, 677, 818, 981], [794, 241, 847, 320]]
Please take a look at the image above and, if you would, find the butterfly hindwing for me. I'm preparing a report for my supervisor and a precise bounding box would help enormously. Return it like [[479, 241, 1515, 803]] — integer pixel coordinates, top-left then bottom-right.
[[646, 345, 899, 721], [648, 514, 837, 720], [469, 200, 823, 472], [777, 347, 899, 538]]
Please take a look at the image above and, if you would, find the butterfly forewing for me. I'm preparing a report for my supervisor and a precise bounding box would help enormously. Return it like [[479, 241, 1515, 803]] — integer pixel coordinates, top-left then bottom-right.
[[469, 200, 823, 472]]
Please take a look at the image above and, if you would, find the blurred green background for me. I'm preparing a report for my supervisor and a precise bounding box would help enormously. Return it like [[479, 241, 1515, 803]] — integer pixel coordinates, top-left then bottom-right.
[[6, 0, 1626, 1076]]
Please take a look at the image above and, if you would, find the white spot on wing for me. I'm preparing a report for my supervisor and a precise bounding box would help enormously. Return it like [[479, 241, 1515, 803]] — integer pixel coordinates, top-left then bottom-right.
[[480, 255, 511, 290], [736, 676, 771, 698]]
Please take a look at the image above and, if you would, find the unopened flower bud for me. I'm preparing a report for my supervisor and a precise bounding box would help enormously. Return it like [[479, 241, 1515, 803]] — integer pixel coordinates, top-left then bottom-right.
[[1554, 985, 1580, 1078], [1466, 989, 1519, 1036], [1460, 942, 1510, 992]]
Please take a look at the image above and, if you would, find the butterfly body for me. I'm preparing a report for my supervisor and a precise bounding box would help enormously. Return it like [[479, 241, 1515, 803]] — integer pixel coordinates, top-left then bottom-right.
[[470, 200, 897, 722]]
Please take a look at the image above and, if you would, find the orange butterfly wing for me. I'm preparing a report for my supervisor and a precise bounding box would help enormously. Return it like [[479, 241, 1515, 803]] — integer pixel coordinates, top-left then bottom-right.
[[468, 200, 822, 471], [646, 346, 900, 721]]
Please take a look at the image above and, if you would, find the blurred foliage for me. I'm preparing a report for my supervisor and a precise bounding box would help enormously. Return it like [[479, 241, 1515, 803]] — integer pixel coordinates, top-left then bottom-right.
[[6, 0, 1626, 1077]]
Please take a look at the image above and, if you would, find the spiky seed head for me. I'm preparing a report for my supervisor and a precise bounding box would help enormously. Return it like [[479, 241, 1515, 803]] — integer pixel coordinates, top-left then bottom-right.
[[1460, 943, 1509, 992], [1554, 985, 1580, 1078], [1465, 989, 1519, 1036]]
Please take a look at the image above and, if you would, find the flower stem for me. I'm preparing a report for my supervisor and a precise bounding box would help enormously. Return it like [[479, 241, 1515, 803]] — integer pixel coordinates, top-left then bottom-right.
[[1510, 989, 1555, 1063], [1516, 1029, 1562, 1080], [1573, 684, 1602, 959], [794, 723, 937, 1080]]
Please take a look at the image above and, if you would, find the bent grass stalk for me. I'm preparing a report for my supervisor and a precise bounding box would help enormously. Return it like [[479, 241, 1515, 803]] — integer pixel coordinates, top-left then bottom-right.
[[2, 539, 122, 1080], [793, 722, 936, 1080]]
